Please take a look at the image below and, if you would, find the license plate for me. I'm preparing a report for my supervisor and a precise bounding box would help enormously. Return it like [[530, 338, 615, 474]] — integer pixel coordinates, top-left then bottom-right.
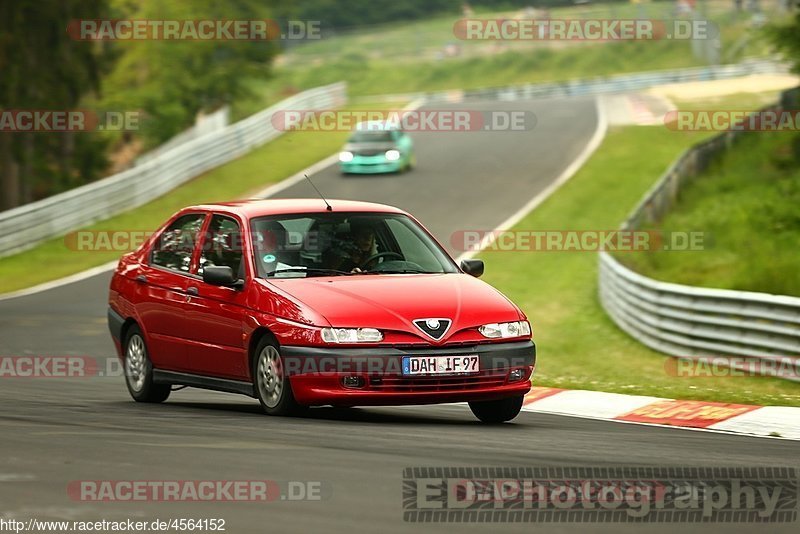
[[402, 355, 480, 376]]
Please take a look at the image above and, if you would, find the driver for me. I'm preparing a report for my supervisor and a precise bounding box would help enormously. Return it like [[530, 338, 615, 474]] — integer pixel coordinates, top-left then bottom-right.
[[322, 220, 378, 273]]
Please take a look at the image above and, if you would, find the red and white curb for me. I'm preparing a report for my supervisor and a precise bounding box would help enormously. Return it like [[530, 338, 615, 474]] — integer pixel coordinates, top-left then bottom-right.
[[522, 387, 800, 441]]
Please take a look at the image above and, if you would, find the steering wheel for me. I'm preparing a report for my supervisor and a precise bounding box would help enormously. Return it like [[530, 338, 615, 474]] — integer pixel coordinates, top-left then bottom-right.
[[359, 251, 404, 270]]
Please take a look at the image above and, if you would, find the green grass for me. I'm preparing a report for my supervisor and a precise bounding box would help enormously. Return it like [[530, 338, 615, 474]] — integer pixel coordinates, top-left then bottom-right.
[[620, 128, 800, 296], [478, 120, 800, 407], [234, 0, 781, 117], [238, 41, 702, 117], [0, 102, 402, 294]]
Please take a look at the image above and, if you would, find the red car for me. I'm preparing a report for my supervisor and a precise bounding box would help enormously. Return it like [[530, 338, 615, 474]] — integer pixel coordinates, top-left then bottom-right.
[[108, 199, 535, 423]]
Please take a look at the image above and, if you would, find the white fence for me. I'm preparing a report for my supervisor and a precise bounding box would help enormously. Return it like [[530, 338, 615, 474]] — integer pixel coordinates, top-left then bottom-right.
[[0, 82, 346, 257], [599, 87, 800, 381], [134, 106, 230, 167]]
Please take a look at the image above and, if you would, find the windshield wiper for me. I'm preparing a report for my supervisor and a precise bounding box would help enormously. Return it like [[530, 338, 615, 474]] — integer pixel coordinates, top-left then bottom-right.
[[361, 269, 440, 274], [264, 268, 352, 277]]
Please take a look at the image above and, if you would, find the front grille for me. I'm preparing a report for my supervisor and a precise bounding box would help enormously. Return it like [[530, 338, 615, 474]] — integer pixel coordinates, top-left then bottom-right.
[[354, 149, 385, 157], [368, 371, 508, 393]]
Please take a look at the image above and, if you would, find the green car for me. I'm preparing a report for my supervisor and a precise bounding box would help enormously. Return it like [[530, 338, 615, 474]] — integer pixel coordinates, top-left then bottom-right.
[[339, 121, 415, 174]]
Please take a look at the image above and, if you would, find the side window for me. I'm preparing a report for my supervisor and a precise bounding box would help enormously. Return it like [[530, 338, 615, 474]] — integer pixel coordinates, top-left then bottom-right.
[[151, 214, 206, 273], [385, 218, 441, 272], [199, 215, 244, 279]]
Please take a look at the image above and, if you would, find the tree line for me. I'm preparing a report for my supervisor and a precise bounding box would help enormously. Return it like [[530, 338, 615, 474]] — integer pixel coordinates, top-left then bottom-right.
[[0, 0, 276, 211]]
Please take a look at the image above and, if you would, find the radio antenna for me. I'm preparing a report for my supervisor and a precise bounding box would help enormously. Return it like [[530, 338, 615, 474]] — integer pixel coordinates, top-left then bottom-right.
[[304, 174, 332, 211]]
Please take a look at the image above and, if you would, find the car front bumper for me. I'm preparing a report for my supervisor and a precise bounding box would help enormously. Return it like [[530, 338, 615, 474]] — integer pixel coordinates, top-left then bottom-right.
[[281, 340, 535, 406], [340, 156, 402, 174]]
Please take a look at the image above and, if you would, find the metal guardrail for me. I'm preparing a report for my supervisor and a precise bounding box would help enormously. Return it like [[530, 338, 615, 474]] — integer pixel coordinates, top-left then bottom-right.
[[599, 87, 800, 381], [134, 106, 230, 167], [0, 82, 346, 258], [360, 59, 789, 104]]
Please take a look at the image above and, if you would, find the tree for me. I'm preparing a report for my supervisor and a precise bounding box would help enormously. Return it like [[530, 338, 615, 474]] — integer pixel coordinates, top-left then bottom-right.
[[100, 0, 277, 146], [769, 5, 800, 74], [0, 0, 109, 210]]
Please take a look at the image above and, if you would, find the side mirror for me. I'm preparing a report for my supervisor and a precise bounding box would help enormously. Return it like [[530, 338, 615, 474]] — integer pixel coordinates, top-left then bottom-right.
[[460, 259, 484, 278], [203, 266, 243, 288]]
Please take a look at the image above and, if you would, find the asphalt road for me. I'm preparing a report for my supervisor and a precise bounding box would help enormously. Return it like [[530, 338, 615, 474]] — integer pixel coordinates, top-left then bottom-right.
[[1, 97, 797, 534]]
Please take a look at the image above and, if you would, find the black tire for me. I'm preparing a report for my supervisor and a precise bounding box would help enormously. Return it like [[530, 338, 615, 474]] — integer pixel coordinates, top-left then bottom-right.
[[469, 396, 524, 423], [123, 325, 170, 403], [253, 337, 304, 416]]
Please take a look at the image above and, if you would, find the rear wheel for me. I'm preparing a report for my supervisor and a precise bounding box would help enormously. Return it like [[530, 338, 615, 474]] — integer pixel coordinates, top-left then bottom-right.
[[124, 325, 170, 403], [253, 338, 304, 416], [469, 396, 523, 423]]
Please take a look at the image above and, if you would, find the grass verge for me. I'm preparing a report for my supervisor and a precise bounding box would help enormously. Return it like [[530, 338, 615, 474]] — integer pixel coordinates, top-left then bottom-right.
[[478, 97, 800, 407], [620, 129, 800, 296], [234, 1, 780, 117]]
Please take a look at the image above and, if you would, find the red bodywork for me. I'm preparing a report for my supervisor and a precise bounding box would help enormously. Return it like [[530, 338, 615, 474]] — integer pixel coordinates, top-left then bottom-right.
[[108, 199, 535, 406]]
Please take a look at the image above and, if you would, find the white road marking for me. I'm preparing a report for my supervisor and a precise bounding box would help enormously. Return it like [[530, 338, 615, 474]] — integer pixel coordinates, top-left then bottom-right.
[[0, 261, 119, 302]]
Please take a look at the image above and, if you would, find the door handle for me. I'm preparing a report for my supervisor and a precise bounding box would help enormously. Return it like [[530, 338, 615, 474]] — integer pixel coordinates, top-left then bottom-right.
[[187, 286, 199, 296], [136, 275, 147, 283]]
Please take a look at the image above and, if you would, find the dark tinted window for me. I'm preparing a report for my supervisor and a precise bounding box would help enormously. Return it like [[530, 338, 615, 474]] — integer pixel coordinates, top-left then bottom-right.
[[250, 212, 457, 278], [348, 130, 394, 143], [150, 213, 206, 273], [199, 215, 244, 279]]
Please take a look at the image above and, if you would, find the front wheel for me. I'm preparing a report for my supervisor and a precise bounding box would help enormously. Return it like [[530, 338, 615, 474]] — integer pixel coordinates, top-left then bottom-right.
[[405, 153, 416, 172], [469, 396, 523, 423], [124, 325, 170, 403], [253, 339, 304, 416]]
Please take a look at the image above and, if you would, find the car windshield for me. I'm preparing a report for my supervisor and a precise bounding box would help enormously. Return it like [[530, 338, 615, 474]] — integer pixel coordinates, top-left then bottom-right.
[[348, 130, 395, 143], [250, 212, 458, 278]]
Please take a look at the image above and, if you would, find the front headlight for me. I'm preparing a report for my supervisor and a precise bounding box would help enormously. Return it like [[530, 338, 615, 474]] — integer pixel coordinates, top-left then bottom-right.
[[385, 149, 401, 161], [339, 151, 354, 162], [478, 321, 531, 339], [321, 327, 383, 343]]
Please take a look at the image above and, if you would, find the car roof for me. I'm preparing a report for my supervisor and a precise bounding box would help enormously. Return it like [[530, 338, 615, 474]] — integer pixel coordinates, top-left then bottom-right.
[[184, 198, 408, 219]]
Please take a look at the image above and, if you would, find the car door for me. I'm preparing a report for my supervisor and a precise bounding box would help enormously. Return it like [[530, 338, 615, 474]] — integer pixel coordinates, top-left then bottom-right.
[[136, 212, 207, 372], [182, 213, 252, 380]]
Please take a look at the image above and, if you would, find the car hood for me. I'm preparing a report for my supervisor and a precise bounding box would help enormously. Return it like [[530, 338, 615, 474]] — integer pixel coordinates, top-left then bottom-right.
[[266, 273, 522, 339]]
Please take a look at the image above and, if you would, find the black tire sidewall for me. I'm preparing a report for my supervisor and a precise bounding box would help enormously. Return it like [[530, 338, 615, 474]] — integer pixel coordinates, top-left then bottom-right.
[[469, 395, 524, 423]]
